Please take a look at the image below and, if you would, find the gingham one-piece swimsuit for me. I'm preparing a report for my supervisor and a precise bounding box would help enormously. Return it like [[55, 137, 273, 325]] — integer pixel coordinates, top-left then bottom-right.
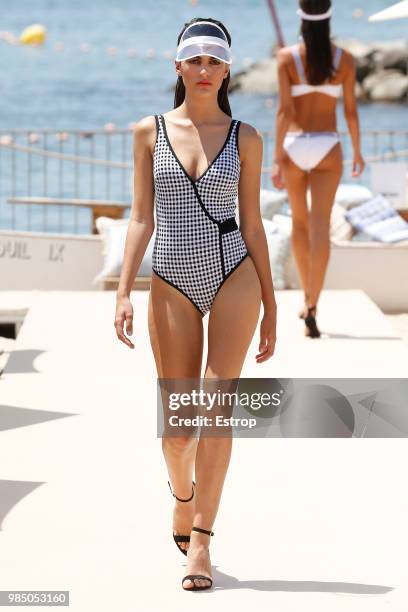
[[152, 114, 249, 317]]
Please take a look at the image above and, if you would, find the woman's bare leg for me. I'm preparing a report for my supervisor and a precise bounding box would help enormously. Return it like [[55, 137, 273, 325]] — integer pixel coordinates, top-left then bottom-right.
[[280, 157, 310, 305], [148, 274, 203, 552], [308, 142, 343, 308], [281, 143, 343, 312], [183, 256, 262, 589]]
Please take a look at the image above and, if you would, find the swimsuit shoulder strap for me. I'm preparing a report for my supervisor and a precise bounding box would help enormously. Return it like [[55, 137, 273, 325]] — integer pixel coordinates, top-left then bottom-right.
[[153, 115, 167, 158], [333, 46, 343, 71], [290, 44, 306, 84], [234, 120, 241, 155], [155, 114, 169, 145], [227, 119, 241, 156], [154, 114, 160, 138], [155, 114, 164, 135]]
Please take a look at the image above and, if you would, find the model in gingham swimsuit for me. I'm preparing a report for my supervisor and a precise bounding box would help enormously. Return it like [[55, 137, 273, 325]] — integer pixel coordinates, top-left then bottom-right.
[[152, 113, 248, 316], [114, 17, 277, 593]]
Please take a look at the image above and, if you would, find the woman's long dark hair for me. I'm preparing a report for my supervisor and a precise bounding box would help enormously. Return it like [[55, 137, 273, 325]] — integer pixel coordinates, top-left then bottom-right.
[[299, 0, 335, 85], [174, 17, 232, 116]]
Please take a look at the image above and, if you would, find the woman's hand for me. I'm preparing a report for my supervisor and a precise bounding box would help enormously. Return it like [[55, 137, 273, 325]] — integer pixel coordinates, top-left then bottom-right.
[[114, 295, 135, 349], [271, 158, 286, 190], [256, 309, 277, 363], [352, 152, 365, 178]]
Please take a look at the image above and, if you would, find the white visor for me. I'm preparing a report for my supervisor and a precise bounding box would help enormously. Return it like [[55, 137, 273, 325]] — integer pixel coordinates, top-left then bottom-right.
[[175, 21, 232, 64], [296, 7, 333, 21]]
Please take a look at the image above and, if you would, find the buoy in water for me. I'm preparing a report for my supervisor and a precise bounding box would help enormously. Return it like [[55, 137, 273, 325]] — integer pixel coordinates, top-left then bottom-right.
[[20, 24, 47, 45]]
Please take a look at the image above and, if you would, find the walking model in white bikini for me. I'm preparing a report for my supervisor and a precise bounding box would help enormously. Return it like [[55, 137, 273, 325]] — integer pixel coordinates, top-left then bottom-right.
[[272, 0, 365, 337]]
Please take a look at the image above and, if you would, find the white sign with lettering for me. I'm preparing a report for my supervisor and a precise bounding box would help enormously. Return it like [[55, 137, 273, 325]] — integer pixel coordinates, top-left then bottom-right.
[[0, 231, 103, 290]]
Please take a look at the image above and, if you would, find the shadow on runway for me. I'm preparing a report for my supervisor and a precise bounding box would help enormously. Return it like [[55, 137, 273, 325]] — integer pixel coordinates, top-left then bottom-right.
[[0, 404, 77, 432], [3, 349, 46, 374], [205, 566, 394, 594], [0, 479, 45, 531]]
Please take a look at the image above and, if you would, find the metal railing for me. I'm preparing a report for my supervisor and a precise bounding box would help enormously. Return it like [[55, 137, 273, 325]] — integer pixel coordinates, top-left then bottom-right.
[[1, 128, 408, 234]]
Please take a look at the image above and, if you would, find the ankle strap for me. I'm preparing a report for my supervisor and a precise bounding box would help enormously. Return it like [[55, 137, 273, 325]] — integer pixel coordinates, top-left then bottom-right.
[[168, 480, 195, 502], [192, 526, 214, 536]]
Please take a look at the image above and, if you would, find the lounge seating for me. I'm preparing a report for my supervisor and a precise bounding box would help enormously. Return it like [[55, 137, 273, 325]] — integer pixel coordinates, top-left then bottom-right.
[[2, 182, 407, 312]]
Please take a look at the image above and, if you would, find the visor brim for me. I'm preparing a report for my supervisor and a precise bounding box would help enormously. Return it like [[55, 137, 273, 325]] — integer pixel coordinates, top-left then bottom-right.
[[175, 44, 232, 64]]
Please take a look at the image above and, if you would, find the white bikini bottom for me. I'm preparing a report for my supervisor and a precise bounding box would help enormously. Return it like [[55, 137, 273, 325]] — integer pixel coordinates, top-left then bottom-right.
[[283, 131, 340, 172]]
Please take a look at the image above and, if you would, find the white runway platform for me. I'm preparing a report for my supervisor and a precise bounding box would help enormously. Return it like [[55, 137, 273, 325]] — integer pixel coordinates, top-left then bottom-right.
[[0, 289, 407, 611]]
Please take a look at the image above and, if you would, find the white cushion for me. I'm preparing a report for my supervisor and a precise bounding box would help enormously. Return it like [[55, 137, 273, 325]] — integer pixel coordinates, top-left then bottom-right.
[[262, 217, 291, 290], [334, 183, 373, 209], [95, 215, 128, 233], [259, 189, 287, 220], [330, 202, 354, 241], [266, 233, 291, 290], [345, 194, 396, 230], [92, 216, 154, 284], [345, 194, 408, 243], [365, 216, 408, 243], [261, 217, 278, 235], [267, 203, 354, 241], [272, 213, 293, 236]]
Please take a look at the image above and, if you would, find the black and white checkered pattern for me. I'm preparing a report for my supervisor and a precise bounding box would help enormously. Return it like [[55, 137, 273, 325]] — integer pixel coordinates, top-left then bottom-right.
[[152, 114, 248, 316]]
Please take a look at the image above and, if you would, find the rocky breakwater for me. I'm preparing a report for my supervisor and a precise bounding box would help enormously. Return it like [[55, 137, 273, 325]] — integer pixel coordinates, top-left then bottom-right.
[[229, 39, 408, 103]]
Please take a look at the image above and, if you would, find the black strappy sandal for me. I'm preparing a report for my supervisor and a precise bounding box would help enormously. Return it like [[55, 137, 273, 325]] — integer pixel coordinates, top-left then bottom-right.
[[298, 293, 310, 320], [182, 526, 214, 591], [168, 480, 196, 556], [302, 305, 321, 338]]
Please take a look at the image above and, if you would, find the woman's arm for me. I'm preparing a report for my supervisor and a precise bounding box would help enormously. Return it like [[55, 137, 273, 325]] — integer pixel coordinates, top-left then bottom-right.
[[114, 115, 156, 348], [238, 123, 277, 362], [117, 116, 156, 299], [272, 48, 295, 189], [274, 48, 295, 162], [342, 51, 365, 177]]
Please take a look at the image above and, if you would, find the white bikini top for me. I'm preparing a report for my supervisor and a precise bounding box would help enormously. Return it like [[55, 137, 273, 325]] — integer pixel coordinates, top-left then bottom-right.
[[290, 43, 343, 98]]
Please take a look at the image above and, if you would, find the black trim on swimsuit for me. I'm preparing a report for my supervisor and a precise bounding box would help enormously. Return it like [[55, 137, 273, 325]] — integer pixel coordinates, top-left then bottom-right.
[[151, 268, 205, 317]]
